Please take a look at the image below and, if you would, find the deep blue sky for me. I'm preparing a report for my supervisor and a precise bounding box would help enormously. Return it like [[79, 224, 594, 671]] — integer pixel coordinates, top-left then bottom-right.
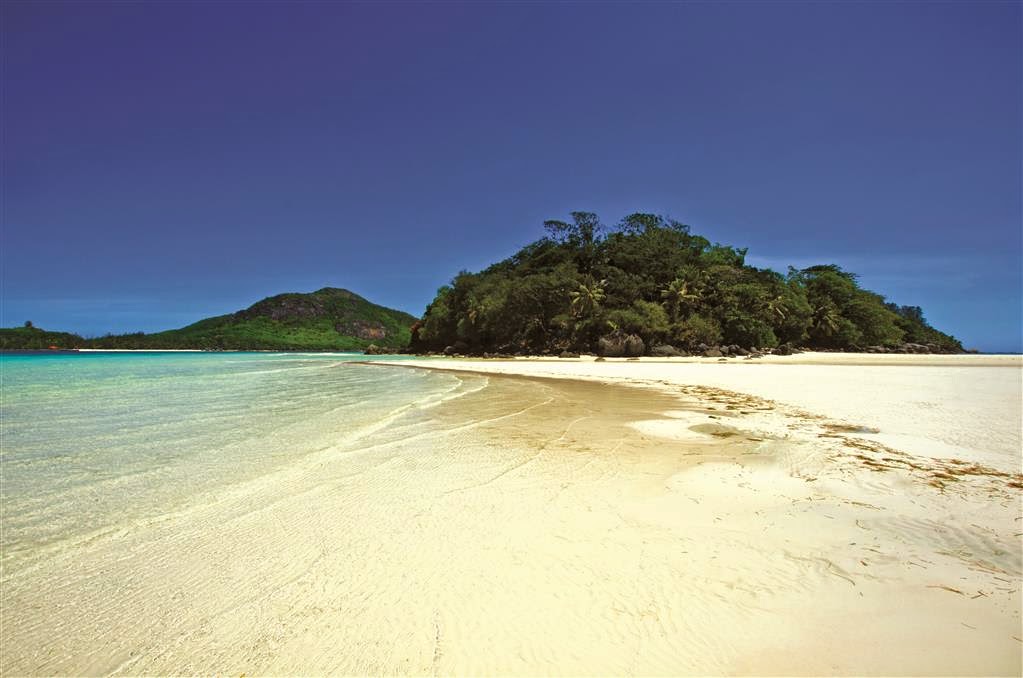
[[3, 1, 1020, 351]]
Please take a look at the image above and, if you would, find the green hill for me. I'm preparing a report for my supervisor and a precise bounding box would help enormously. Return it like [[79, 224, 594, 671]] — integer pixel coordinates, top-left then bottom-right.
[[3, 288, 418, 351], [412, 211, 963, 356]]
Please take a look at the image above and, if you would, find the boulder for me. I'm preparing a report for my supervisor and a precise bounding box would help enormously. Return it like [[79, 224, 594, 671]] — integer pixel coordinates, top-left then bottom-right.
[[363, 344, 389, 355], [702, 348, 723, 358], [597, 332, 645, 358], [650, 344, 683, 358], [558, 350, 581, 359], [773, 344, 793, 356]]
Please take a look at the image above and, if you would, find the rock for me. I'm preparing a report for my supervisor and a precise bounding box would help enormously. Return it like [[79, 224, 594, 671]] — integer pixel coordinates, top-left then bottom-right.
[[626, 356, 639, 361], [559, 350, 580, 359], [773, 344, 793, 356], [595, 356, 606, 362], [363, 344, 389, 355], [732, 346, 748, 356], [336, 319, 387, 341], [597, 332, 645, 358], [702, 348, 723, 358], [650, 344, 683, 357], [443, 345, 457, 356]]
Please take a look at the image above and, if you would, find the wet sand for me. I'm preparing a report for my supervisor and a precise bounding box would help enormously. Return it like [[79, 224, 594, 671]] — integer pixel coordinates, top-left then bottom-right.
[[2, 358, 1020, 675]]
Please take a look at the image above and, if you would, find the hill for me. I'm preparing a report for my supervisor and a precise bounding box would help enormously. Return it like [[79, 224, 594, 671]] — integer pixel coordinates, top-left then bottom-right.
[[2, 288, 418, 351], [412, 212, 963, 356]]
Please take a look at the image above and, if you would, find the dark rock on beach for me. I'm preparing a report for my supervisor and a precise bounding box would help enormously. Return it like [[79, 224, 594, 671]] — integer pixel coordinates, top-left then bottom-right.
[[650, 344, 684, 357], [597, 332, 645, 358]]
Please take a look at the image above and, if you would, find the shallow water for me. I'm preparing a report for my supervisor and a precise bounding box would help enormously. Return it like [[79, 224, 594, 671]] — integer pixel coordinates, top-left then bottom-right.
[[1, 352, 468, 572]]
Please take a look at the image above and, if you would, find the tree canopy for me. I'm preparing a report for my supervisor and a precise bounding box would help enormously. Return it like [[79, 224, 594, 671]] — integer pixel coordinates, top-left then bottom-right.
[[413, 212, 962, 355]]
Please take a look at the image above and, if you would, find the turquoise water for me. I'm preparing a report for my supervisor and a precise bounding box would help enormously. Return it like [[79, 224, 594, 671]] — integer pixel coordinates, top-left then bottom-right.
[[0, 351, 468, 570]]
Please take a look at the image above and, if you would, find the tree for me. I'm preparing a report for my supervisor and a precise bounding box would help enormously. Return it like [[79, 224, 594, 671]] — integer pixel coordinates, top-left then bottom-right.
[[569, 278, 606, 319], [660, 278, 699, 322], [24, 320, 33, 328]]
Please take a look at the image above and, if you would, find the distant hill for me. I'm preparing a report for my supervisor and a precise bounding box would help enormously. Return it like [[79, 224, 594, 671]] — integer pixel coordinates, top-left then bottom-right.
[[1, 288, 418, 351]]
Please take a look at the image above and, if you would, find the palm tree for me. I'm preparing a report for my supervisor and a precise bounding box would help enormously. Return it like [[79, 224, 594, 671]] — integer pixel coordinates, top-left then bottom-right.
[[569, 278, 607, 319], [811, 302, 841, 338], [661, 278, 699, 322], [763, 295, 788, 324]]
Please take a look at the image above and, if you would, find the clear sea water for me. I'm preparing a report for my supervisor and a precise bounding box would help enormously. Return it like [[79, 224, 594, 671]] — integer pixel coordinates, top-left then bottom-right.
[[0, 351, 469, 572]]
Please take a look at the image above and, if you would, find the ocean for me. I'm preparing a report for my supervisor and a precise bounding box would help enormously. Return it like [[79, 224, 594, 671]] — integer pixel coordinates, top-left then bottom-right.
[[0, 352, 475, 575]]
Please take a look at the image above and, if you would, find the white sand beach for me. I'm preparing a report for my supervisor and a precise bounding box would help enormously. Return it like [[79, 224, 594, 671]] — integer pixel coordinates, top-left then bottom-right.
[[384, 353, 1023, 675], [2, 353, 1019, 675]]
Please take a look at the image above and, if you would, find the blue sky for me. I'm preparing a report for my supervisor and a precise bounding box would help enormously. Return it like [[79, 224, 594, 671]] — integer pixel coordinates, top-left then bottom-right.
[[3, 1, 1020, 351]]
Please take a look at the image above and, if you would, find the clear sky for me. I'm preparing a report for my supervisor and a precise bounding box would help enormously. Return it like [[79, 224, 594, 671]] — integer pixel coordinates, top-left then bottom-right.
[[3, 1, 1020, 351]]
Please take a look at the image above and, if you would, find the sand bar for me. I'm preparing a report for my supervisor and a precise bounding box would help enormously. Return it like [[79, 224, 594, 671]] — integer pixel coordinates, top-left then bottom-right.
[[372, 353, 1023, 675]]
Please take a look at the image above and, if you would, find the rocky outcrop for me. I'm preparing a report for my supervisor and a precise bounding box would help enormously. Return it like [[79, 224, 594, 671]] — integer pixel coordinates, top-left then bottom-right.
[[363, 344, 390, 355], [336, 319, 387, 341], [650, 344, 685, 357], [597, 332, 645, 357]]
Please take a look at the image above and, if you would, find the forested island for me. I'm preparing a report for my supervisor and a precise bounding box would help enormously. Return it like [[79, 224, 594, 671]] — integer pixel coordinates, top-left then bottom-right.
[[2, 212, 963, 355], [410, 212, 962, 356]]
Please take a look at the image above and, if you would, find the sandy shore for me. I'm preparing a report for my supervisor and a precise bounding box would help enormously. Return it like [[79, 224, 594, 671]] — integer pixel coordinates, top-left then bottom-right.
[[377, 353, 1023, 675], [3, 353, 1019, 675]]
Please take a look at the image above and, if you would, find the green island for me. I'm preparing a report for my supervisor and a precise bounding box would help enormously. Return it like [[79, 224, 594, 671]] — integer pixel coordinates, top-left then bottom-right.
[[2, 212, 962, 355], [412, 212, 962, 356]]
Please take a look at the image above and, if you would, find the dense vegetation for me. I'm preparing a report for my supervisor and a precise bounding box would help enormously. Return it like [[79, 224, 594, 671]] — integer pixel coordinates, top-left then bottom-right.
[[413, 212, 962, 355], [0, 325, 88, 350], [1, 288, 417, 351]]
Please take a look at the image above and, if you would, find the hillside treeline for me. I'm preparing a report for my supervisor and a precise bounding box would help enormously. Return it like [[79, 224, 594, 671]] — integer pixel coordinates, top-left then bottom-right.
[[412, 212, 962, 355]]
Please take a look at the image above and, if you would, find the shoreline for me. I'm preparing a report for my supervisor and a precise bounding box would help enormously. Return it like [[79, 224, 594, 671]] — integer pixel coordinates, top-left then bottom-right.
[[412, 350, 1022, 367], [3, 354, 1020, 674], [362, 356, 1022, 674], [372, 352, 1022, 472]]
